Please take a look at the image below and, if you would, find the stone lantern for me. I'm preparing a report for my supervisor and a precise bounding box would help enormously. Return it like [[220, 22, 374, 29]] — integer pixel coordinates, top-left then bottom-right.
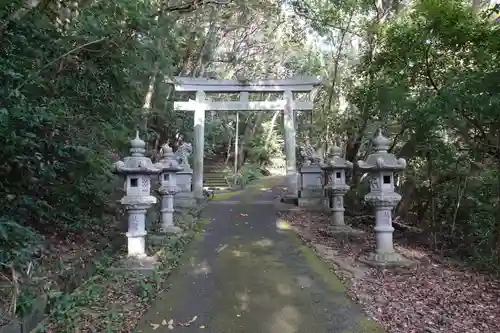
[[321, 138, 353, 231], [113, 131, 160, 261], [174, 142, 195, 209], [154, 143, 182, 234], [357, 129, 407, 265]]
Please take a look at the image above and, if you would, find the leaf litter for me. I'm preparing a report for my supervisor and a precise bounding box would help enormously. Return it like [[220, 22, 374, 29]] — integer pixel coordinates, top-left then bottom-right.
[[279, 210, 500, 333], [151, 315, 198, 330]]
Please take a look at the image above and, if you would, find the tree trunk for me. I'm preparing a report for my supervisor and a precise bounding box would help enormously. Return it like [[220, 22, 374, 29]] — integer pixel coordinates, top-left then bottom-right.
[[225, 133, 233, 165], [264, 110, 280, 150], [492, 124, 500, 258], [141, 62, 159, 134], [238, 112, 264, 167]]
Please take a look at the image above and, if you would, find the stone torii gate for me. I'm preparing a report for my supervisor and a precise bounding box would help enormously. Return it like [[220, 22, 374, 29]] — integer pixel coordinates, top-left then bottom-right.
[[173, 76, 321, 202]]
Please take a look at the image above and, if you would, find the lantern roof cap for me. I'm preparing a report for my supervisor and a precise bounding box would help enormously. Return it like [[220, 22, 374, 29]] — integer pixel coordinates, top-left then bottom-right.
[[321, 137, 353, 170], [357, 129, 406, 171], [112, 132, 159, 175], [155, 143, 182, 172]]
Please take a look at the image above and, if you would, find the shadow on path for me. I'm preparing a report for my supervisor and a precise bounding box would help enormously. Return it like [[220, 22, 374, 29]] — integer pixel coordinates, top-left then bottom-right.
[[135, 177, 384, 333]]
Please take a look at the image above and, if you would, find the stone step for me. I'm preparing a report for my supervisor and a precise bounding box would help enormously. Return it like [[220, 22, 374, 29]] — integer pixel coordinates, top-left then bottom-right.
[[204, 175, 226, 180], [204, 182, 228, 187], [204, 171, 225, 176], [204, 171, 222, 175], [204, 178, 226, 183], [204, 164, 227, 186], [204, 169, 222, 173], [205, 180, 226, 184], [204, 170, 225, 175], [204, 174, 226, 179], [204, 183, 228, 188], [204, 173, 226, 178], [204, 163, 224, 171]]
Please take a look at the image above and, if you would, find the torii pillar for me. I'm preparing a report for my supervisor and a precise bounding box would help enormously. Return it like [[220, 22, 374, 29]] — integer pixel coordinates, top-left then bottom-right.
[[282, 90, 298, 202]]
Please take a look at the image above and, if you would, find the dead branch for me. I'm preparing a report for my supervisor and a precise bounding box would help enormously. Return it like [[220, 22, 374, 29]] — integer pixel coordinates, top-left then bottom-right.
[[155, 0, 232, 16]]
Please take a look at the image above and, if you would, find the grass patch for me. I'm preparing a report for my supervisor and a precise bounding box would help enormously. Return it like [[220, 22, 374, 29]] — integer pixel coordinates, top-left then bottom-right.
[[212, 191, 243, 201], [35, 209, 205, 333]]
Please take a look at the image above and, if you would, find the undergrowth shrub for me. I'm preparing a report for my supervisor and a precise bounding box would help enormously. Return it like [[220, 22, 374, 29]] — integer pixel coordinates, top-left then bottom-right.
[[234, 164, 265, 188]]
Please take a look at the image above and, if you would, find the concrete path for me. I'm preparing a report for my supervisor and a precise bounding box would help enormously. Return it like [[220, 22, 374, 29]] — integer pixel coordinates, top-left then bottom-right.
[[135, 177, 384, 333]]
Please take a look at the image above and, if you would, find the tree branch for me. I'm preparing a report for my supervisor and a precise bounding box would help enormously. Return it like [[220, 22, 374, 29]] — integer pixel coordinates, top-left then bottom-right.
[[155, 0, 231, 16], [291, 2, 362, 37], [424, 42, 490, 145], [424, 44, 440, 93], [10, 37, 107, 96], [0, 0, 42, 38]]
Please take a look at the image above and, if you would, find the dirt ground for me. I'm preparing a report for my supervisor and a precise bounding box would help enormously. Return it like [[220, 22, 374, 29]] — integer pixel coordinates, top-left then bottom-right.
[[279, 210, 500, 333]]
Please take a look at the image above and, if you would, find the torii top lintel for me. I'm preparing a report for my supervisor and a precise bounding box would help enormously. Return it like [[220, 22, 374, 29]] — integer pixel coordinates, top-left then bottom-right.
[[173, 76, 322, 93]]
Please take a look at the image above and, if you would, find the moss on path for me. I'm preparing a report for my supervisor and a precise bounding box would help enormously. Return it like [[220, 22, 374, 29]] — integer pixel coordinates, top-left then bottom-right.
[[135, 177, 384, 333]]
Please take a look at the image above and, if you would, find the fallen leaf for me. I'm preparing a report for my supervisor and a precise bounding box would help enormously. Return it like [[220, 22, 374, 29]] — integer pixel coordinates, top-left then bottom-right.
[[216, 244, 228, 253], [279, 210, 500, 333], [178, 315, 198, 327]]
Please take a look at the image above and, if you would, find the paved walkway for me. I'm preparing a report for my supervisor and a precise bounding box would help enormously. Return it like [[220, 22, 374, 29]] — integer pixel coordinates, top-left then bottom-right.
[[135, 178, 384, 333]]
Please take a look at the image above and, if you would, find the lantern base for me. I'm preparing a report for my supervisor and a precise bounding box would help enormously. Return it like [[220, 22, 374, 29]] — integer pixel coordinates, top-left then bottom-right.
[[359, 251, 414, 268], [281, 193, 298, 205], [107, 255, 159, 277], [301, 186, 323, 198], [298, 198, 327, 212], [175, 191, 196, 208], [161, 225, 182, 234]]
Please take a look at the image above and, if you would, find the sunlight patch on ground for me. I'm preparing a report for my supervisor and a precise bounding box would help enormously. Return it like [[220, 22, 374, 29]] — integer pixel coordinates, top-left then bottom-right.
[[268, 305, 300, 333], [276, 218, 292, 230], [232, 250, 250, 258], [236, 290, 250, 311], [276, 283, 293, 296], [253, 238, 274, 247], [192, 259, 211, 275], [295, 275, 314, 289]]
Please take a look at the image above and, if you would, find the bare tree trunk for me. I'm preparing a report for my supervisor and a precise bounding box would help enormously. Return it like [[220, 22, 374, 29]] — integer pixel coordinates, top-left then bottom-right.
[[141, 62, 159, 133], [492, 123, 500, 258], [238, 112, 264, 167], [471, 0, 487, 13], [225, 133, 233, 165], [264, 110, 280, 150], [323, 8, 354, 115]]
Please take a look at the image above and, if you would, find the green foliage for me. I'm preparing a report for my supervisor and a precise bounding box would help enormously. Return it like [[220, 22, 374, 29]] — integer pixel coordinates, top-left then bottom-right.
[[0, 218, 41, 269], [0, 0, 190, 252], [234, 164, 265, 188], [0, 0, 185, 318], [296, 0, 500, 268], [354, 0, 500, 265], [42, 208, 202, 332]]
